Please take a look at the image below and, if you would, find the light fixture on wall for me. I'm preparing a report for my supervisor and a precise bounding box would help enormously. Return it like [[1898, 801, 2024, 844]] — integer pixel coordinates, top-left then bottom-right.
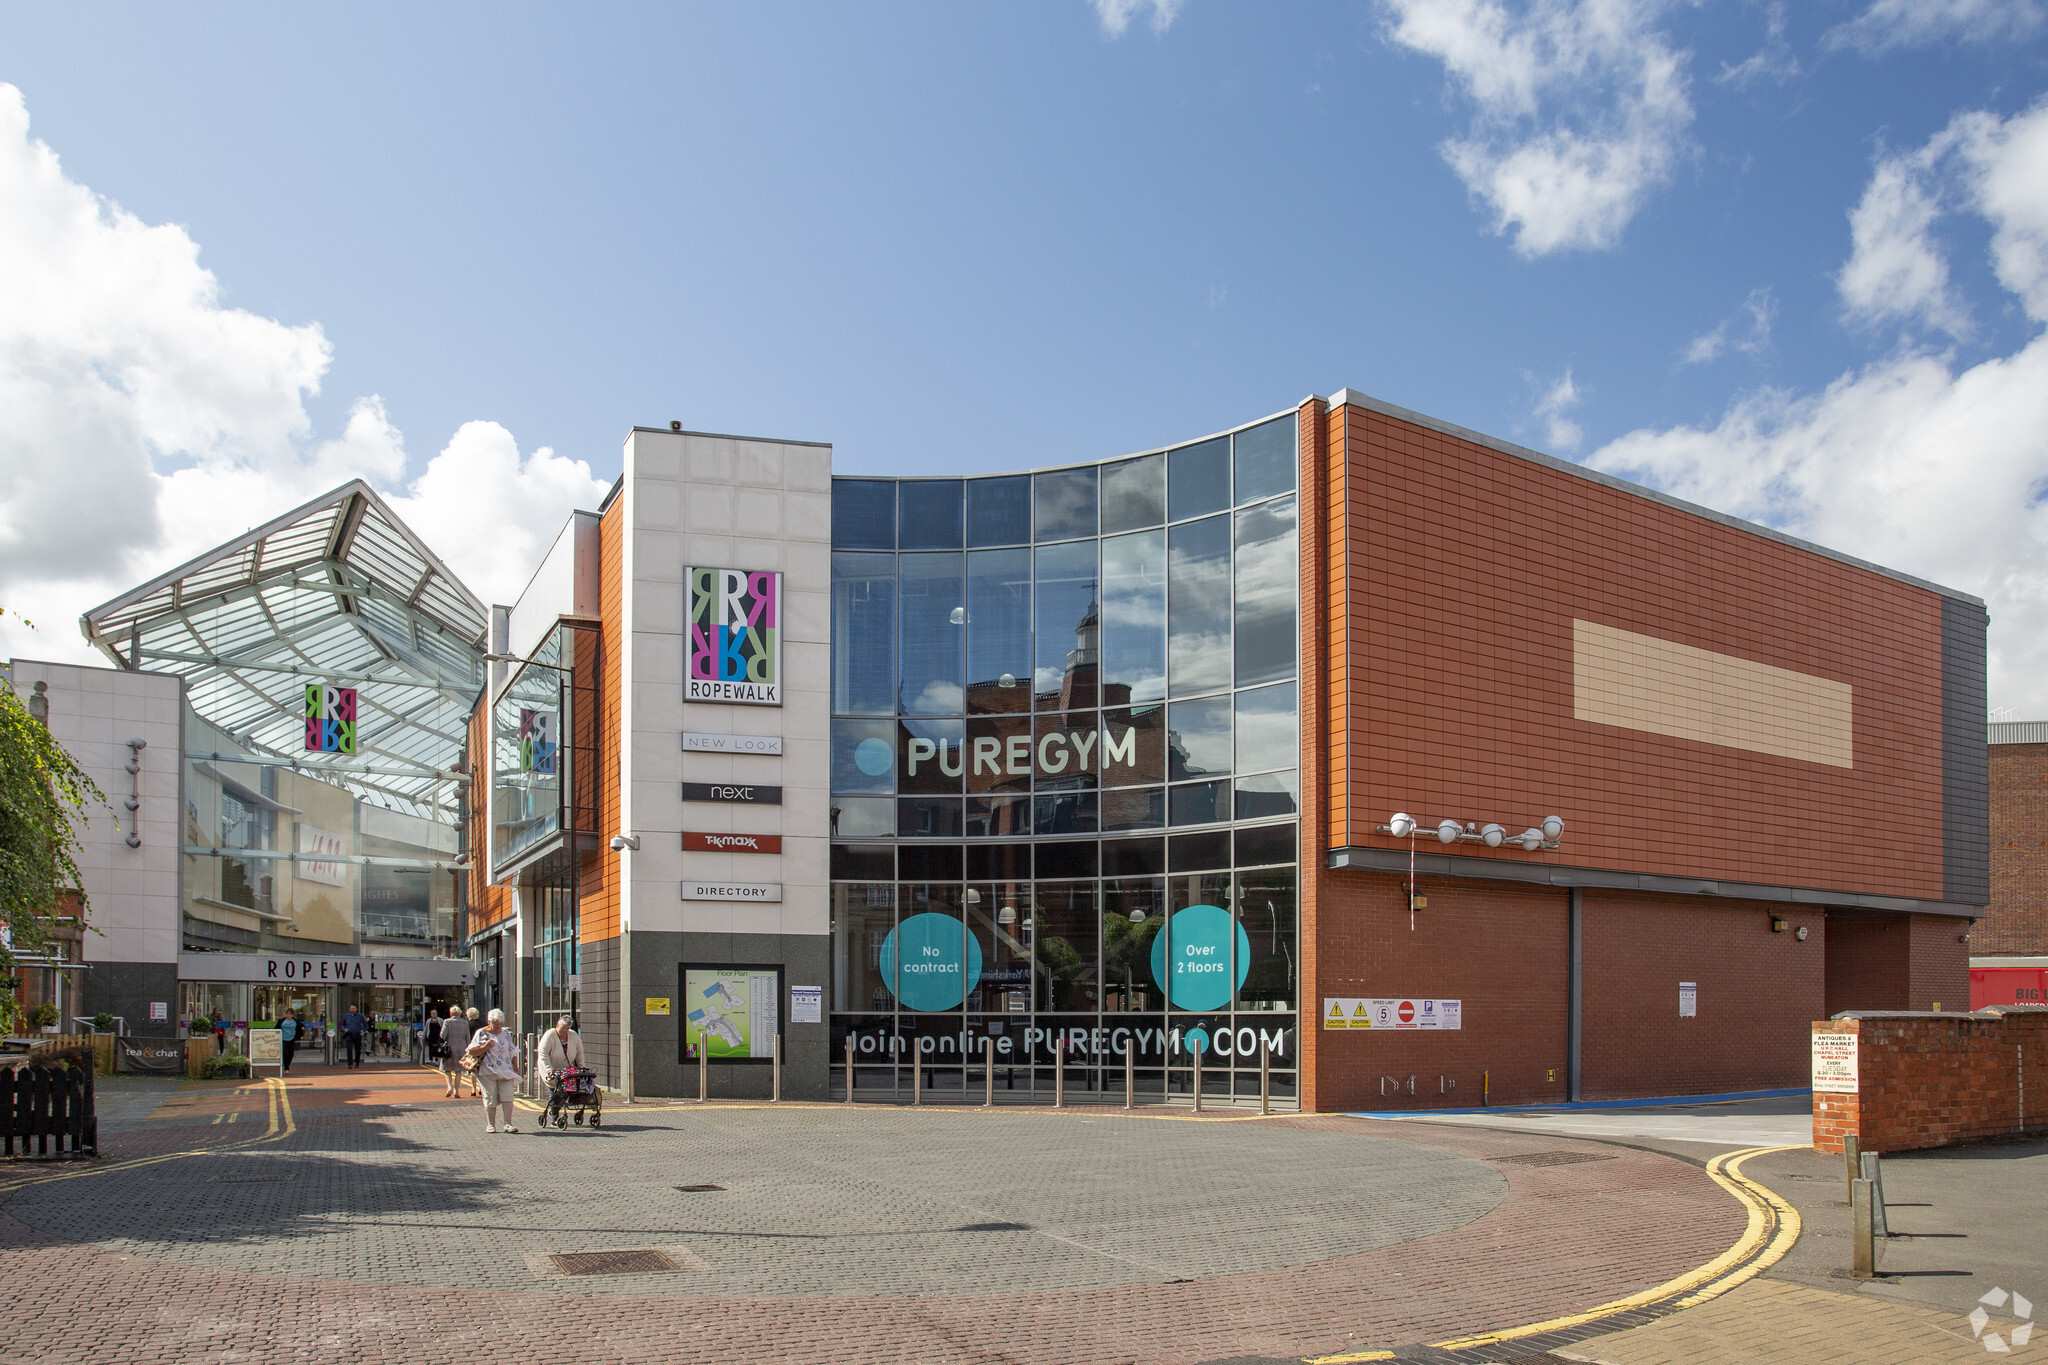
[[1771, 916, 1787, 933], [1379, 811, 1565, 853]]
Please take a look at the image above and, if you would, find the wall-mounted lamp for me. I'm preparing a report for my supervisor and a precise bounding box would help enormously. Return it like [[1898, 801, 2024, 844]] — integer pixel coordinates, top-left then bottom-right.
[[1381, 810, 1564, 853], [1771, 916, 1787, 933], [608, 834, 641, 852]]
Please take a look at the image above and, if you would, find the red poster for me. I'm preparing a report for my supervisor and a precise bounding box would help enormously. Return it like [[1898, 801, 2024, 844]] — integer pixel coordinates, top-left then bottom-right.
[[682, 831, 782, 854]]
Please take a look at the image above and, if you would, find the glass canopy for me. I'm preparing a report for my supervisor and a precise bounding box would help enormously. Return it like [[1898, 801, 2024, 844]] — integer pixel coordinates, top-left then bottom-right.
[[79, 480, 487, 819]]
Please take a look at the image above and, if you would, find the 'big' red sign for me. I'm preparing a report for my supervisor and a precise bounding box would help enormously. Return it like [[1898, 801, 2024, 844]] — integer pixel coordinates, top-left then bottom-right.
[[682, 831, 782, 854]]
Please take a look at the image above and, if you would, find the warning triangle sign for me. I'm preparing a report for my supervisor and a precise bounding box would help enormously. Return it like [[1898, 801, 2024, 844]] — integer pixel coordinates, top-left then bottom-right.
[[1352, 1002, 1369, 1016], [1327, 1001, 1343, 1018]]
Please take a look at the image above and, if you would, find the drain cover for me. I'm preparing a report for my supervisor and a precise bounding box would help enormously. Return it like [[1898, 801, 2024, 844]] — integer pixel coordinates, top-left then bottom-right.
[[550, 1249, 680, 1276], [674, 1183, 725, 1192], [1488, 1151, 1618, 1167]]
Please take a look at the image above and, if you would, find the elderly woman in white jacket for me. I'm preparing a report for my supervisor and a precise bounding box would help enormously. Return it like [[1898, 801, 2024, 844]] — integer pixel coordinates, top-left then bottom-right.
[[537, 1014, 585, 1127]]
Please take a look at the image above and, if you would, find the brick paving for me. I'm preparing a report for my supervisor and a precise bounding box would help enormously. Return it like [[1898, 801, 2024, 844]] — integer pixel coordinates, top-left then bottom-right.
[[1556, 1278, 2005, 1364], [0, 1066, 1749, 1364]]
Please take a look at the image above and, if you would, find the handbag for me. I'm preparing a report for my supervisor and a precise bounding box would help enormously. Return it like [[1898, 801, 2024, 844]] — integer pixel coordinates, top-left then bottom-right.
[[460, 1034, 491, 1073]]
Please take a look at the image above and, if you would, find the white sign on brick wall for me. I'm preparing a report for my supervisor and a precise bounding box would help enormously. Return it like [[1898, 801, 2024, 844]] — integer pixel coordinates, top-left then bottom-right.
[[1812, 1032, 1859, 1093]]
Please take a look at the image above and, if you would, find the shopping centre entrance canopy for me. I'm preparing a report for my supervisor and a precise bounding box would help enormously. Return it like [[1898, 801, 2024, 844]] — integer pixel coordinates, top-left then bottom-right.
[[80, 481, 487, 818]]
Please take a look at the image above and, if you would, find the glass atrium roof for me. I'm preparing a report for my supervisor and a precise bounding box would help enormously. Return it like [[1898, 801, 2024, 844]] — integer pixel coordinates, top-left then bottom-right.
[[79, 481, 487, 818]]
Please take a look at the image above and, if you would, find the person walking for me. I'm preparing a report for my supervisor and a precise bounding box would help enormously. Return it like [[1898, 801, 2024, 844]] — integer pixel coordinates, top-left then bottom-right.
[[463, 1008, 522, 1133], [437, 1006, 471, 1098], [423, 1007, 444, 1070], [536, 1014, 585, 1127], [279, 1010, 299, 1074], [340, 1003, 368, 1069]]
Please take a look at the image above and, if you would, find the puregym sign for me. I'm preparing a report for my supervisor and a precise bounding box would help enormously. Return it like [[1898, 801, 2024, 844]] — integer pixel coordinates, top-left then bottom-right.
[[896, 718, 1152, 785]]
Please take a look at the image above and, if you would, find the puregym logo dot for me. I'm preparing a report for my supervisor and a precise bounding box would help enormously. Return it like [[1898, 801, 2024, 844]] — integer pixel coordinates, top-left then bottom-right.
[[1973, 1287, 2034, 1353]]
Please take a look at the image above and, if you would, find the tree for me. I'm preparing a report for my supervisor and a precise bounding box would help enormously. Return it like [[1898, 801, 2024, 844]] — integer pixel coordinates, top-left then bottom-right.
[[0, 677, 105, 975]]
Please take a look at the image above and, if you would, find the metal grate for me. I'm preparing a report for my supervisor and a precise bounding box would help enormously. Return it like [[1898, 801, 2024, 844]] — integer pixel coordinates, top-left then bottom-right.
[[1487, 1151, 1618, 1167], [549, 1249, 680, 1276], [674, 1184, 725, 1192]]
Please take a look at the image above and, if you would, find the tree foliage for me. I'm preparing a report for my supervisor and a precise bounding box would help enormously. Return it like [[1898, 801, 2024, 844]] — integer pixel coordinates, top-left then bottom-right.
[[0, 680, 104, 970]]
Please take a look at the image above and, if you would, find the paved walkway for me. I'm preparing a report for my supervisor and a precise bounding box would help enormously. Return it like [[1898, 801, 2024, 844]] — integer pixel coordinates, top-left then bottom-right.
[[2, 1066, 1753, 1364]]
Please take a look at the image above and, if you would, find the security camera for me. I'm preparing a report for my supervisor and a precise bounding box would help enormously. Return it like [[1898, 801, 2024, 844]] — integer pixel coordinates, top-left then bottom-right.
[[608, 834, 641, 852]]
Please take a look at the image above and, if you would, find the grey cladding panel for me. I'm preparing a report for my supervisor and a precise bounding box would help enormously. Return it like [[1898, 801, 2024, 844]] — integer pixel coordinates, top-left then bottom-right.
[[1942, 596, 1990, 905]]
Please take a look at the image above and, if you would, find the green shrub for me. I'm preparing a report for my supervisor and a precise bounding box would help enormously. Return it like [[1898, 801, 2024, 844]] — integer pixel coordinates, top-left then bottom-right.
[[203, 1051, 250, 1080], [189, 1016, 213, 1033], [90, 1012, 116, 1034], [27, 1002, 58, 1029]]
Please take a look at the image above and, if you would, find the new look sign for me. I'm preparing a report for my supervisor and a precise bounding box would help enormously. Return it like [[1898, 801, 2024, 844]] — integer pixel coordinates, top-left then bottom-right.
[[687, 567, 781, 705]]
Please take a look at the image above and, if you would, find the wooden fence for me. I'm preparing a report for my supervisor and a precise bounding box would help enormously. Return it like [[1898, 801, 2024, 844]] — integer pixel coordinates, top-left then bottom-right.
[[27, 1033, 116, 1076], [1, 1058, 96, 1157]]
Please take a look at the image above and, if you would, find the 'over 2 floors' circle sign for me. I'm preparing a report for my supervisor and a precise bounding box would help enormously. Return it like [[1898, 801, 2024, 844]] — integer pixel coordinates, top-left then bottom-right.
[[1149, 905, 1251, 1012]]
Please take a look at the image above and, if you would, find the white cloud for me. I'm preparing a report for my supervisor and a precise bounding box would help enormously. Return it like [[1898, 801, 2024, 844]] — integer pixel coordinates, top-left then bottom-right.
[[1381, 0, 1694, 256], [1826, 0, 2045, 54], [1681, 287, 1777, 366], [1837, 137, 1971, 337], [0, 82, 606, 672], [1532, 368, 1585, 449], [1589, 98, 2048, 715], [1092, 0, 1185, 37], [1719, 3, 1801, 87]]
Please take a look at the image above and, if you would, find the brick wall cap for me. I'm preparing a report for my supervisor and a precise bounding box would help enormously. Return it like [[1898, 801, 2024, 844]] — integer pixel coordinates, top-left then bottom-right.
[[1829, 1009, 2002, 1019], [1973, 957, 2048, 968]]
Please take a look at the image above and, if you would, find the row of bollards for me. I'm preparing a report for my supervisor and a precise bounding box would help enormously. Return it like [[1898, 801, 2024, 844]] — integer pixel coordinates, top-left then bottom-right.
[[837, 1033, 1275, 1113]]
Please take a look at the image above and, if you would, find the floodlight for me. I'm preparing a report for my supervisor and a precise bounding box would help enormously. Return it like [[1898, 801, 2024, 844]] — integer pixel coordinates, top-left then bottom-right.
[[1518, 828, 1544, 851], [1436, 818, 1461, 844], [1481, 823, 1505, 848], [1388, 812, 1417, 838], [1541, 815, 1565, 841]]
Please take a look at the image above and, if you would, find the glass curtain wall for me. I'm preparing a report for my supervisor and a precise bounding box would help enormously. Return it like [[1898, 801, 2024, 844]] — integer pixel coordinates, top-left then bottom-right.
[[827, 412, 1300, 1103]]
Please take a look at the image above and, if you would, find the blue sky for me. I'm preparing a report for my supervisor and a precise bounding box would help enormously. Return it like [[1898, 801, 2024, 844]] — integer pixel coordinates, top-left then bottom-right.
[[3, 2, 2048, 704]]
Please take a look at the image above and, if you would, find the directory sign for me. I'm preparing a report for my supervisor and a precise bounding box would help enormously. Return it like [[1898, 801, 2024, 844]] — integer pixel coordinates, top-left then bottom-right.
[[680, 965, 781, 1063]]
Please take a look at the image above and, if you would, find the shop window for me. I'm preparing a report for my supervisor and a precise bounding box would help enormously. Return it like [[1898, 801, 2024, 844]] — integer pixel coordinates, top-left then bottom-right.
[[832, 479, 896, 549], [829, 796, 894, 839], [1169, 830, 1231, 872], [1034, 790, 1098, 835], [898, 480, 964, 549], [899, 844, 964, 882], [965, 794, 1032, 837], [831, 844, 895, 882], [1033, 840, 1098, 880], [896, 797, 964, 838], [966, 842, 1032, 882], [1233, 416, 1297, 505], [1233, 822, 1296, 869], [967, 475, 1031, 547], [1100, 786, 1165, 831], [1101, 836, 1166, 878]]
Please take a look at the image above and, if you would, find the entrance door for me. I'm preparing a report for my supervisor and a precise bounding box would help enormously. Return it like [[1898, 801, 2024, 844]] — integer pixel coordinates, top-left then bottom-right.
[[337, 985, 424, 1062], [254, 985, 332, 1063]]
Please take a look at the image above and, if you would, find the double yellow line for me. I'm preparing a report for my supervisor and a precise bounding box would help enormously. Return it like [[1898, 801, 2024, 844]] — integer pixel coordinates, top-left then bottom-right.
[[1304, 1144, 1804, 1364], [0, 1076, 296, 1198]]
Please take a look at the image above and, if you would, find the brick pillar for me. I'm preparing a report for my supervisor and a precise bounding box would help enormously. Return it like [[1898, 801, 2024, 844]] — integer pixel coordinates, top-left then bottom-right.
[[1297, 396, 1332, 1112]]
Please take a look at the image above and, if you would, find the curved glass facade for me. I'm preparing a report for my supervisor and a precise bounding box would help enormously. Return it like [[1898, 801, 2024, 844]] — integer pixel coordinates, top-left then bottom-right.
[[828, 411, 1301, 1102]]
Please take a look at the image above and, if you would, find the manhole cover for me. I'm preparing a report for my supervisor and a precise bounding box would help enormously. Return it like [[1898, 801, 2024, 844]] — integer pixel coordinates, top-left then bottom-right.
[[550, 1249, 680, 1276], [1487, 1151, 1618, 1167], [675, 1184, 725, 1192]]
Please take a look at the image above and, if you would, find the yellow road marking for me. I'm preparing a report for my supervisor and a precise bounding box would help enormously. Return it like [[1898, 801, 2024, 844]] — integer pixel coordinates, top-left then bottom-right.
[[1304, 1145, 1805, 1364], [0, 1077, 293, 1198]]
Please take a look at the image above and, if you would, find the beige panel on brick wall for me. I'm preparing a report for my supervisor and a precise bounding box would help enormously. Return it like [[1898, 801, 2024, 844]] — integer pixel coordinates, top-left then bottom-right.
[[1574, 619, 1853, 768]]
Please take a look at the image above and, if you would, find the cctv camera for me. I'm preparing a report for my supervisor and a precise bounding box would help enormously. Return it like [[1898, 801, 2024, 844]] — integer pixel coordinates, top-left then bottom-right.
[[608, 834, 640, 852]]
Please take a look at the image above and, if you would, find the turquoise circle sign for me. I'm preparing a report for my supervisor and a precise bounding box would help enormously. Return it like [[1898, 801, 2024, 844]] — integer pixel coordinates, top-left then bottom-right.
[[853, 737, 894, 776], [1149, 905, 1251, 1011], [880, 912, 983, 1012]]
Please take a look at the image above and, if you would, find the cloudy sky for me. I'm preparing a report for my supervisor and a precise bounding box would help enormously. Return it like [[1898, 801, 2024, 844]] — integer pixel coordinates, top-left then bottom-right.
[[2, 3, 2047, 709]]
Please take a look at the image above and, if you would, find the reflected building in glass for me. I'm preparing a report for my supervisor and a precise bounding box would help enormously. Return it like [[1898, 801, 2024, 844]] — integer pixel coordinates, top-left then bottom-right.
[[828, 411, 1302, 1101]]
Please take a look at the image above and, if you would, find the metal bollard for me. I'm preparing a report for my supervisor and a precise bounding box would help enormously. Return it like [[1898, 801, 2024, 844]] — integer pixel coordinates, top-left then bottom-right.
[[772, 1033, 782, 1103], [1260, 1039, 1271, 1116], [1851, 1177, 1877, 1277], [984, 1036, 994, 1107], [697, 1039, 708, 1103], [1124, 1039, 1135, 1109], [1054, 1037, 1065, 1109], [913, 1045, 923, 1106], [1193, 1041, 1203, 1114], [1860, 1151, 1889, 1239], [845, 1035, 855, 1104], [1843, 1133, 1860, 1204]]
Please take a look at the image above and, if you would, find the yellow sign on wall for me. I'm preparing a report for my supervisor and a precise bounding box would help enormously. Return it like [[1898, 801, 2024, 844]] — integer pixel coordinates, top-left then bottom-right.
[[645, 997, 671, 1017]]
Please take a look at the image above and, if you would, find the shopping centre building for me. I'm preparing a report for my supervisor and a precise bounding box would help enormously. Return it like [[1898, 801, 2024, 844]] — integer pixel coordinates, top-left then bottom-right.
[[11, 388, 1985, 1107]]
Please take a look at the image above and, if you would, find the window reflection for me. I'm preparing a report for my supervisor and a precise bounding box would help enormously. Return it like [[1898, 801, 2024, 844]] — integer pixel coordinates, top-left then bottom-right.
[[1033, 882, 1099, 1012], [1033, 540, 1099, 710], [968, 475, 1031, 546], [899, 481, 963, 549], [1169, 438, 1229, 521], [1234, 494, 1297, 687], [1101, 529, 1166, 706], [1233, 417, 1297, 505], [1034, 467, 1098, 542], [1167, 694, 1232, 781], [1234, 772, 1299, 820], [1101, 705, 1165, 786], [965, 548, 1031, 715], [1102, 452, 1165, 533], [898, 553, 964, 715], [1234, 682, 1298, 775], [832, 480, 896, 549], [832, 553, 895, 715], [1168, 515, 1231, 696]]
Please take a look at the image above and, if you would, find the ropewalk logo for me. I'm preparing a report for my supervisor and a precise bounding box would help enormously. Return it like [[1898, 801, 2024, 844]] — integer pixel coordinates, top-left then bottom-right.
[[1972, 1287, 2034, 1353]]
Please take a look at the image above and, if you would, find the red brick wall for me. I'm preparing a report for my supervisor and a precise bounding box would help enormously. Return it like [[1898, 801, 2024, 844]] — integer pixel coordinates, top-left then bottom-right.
[[1812, 1009, 2048, 1154], [1326, 401, 1949, 901], [1825, 914, 1910, 1016], [1579, 892, 1822, 1099], [1984, 743, 2048, 954], [1910, 912, 1972, 1011], [1311, 871, 1570, 1111]]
